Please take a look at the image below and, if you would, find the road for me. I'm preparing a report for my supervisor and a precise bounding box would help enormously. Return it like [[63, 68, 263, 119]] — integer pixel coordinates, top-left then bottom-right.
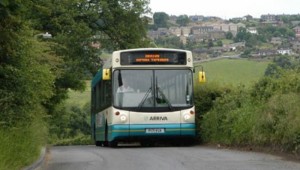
[[44, 145, 300, 170]]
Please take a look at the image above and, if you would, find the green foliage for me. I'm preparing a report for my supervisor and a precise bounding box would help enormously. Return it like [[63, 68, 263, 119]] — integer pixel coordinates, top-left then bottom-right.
[[225, 32, 233, 39], [48, 103, 91, 145], [66, 81, 91, 108], [198, 67, 300, 154], [46, 81, 92, 145], [176, 15, 190, 26], [155, 36, 183, 49], [194, 82, 228, 115], [93, 0, 151, 50], [1, 1, 151, 168], [51, 134, 92, 146], [234, 27, 251, 42], [257, 93, 300, 151], [153, 12, 169, 28], [257, 25, 295, 39], [0, 116, 47, 170], [0, 1, 54, 128]]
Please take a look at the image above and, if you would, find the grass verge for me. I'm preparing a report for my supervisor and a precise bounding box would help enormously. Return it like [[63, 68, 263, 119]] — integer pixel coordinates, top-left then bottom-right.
[[0, 118, 47, 170]]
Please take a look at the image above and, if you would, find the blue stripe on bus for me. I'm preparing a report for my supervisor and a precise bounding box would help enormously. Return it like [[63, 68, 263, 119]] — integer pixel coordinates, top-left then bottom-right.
[[91, 69, 102, 88], [108, 123, 195, 141]]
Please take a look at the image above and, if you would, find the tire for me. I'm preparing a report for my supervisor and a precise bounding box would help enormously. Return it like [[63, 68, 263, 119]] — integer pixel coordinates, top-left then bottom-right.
[[103, 121, 109, 147], [140, 141, 154, 147], [95, 141, 102, 147], [109, 140, 118, 148]]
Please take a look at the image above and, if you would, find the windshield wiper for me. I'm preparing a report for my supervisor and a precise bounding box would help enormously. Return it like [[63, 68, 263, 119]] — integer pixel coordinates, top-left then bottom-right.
[[138, 87, 152, 110], [156, 86, 173, 111]]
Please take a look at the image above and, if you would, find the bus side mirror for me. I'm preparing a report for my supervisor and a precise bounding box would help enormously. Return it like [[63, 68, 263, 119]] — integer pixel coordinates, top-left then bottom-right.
[[103, 69, 111, 80], [198, 71, 206, 83]]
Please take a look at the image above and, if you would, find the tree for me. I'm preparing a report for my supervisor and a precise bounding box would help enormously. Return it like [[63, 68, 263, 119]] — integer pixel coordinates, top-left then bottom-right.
[[153, 12, 169, 28], [226, 32, 233, 39], [234, 27, 251, 43], [93, 0, 151, 50], [264, 63, 281, 77], [176, 15, 189, 26], [216, 40, 223, 47], [25, 0, 151, 113], [0, 1, 54, 127], [207, 39, 214, 48], [274, 55, 292, 69], [155, 36, 182, 48]]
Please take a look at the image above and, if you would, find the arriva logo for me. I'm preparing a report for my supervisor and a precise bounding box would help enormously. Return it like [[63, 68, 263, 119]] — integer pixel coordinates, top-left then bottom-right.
[[149, 116, 168, 121]]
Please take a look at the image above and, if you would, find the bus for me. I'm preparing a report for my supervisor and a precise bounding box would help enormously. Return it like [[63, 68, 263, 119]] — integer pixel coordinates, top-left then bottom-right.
[[91, 48, 206, 147]]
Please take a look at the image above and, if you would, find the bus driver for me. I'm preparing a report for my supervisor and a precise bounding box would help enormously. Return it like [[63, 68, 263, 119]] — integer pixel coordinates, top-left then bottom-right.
[[117, 79, 134, 92]]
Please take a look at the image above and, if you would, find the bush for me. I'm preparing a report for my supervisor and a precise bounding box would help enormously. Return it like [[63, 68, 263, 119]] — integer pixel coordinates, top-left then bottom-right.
[[48, 103, 91, 145], [198, 69, 300, 154], [194, 82, 233, 139], [50, 134, 93, 146], [255, 93, 300, 152], [200, 85, 259, 144]]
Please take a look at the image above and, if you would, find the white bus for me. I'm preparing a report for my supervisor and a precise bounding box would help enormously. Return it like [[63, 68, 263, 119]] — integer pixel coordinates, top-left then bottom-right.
[[91, 48, 205, 147]]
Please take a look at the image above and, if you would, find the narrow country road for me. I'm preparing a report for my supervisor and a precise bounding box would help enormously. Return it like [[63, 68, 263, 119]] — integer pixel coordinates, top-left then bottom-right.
[[44, 145, 300, 170]]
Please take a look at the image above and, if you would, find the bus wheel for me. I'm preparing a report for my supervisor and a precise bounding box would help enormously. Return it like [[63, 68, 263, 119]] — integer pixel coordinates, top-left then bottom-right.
[[95, 141, 102, 147], [109, 140, 118, 148], [103, 141, 108, 147], [103, 121, 109, 147], [140, 141, 154, 147]]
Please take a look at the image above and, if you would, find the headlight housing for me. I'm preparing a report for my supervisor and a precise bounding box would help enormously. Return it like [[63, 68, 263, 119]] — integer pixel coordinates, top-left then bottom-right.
[[120, 114, 127, 122], [183, 114, 191, 121]]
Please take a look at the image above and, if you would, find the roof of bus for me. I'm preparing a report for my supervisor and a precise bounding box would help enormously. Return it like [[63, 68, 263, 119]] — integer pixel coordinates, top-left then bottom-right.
[[113, 48, 191, 53]]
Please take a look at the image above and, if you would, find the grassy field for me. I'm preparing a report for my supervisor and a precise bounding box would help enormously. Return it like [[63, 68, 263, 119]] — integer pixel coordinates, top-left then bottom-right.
[[65, 52, 111, 108], [65, 81, 91, 109], [195, 58, 270, 87]]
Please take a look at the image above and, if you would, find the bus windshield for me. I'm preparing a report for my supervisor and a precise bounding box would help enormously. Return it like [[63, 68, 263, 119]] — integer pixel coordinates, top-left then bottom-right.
[[113, 69, 193, 111]]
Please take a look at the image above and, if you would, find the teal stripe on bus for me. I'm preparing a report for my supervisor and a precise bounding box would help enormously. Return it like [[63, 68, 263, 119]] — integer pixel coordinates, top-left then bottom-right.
[[108, 123, 195, 141]]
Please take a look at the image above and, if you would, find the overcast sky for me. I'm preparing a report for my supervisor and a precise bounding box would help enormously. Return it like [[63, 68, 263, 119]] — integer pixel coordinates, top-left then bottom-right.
[[149, 0, 300, 19]]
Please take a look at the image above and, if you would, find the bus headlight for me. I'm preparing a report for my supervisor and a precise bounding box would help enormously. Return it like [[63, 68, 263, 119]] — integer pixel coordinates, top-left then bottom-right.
[[120, 115, 127, 122], [183, 114, 191, 121]]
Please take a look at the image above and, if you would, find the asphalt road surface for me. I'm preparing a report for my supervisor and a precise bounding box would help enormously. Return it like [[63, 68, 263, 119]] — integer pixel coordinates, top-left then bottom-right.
[[44, 145, 300, 170]]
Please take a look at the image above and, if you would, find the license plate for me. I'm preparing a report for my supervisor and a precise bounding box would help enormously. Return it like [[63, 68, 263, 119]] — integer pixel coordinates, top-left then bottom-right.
[[145, 128, 165, 134]]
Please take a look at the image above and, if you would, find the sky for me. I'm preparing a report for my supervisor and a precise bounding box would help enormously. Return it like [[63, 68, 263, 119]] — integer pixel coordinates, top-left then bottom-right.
[[149, 0, 300, 19]]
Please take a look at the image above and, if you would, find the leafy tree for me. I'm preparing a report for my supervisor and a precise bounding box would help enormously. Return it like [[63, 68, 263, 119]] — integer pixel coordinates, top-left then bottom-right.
[[264, 56, 293, 77], [24, 0, 151, 113], [0, 1, 54, 127], [240, 48, 252, 58], [245, 35, 258, 48], [176, 15, 189, 26], [216, 40, 223, 47], [273, 55, 292, 69], [1, 0, 152, 139], [155, 36, 182, 48], [258, 25, 295, 39], [226, 32, 233, 39], [153, 12, 169, 28], [27, 0, 151, 144], [264, 63, 281, 76], [92, 0, 151, 50], [207, 39, 214, 48], [234, 27, 251, 43]]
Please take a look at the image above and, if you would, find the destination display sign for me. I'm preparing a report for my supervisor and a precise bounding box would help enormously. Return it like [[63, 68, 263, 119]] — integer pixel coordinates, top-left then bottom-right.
[[120, 51, 187, 65]]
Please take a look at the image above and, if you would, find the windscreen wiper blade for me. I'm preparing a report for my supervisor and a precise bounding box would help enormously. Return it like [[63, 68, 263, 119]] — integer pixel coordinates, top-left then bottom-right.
[[138, 87, 152, 110], [156, 86, 173, 111]]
